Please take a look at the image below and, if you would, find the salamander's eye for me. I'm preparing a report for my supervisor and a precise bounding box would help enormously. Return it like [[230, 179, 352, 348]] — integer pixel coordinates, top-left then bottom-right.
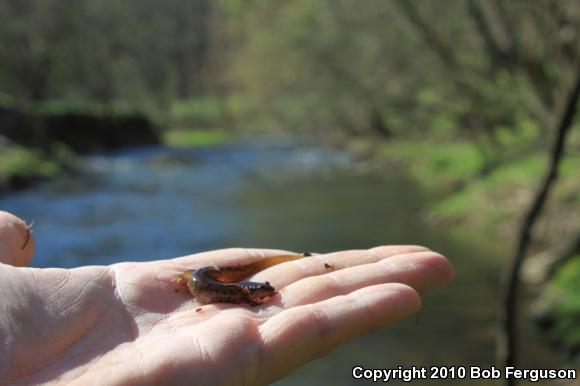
[[262, 281, 275, 291]]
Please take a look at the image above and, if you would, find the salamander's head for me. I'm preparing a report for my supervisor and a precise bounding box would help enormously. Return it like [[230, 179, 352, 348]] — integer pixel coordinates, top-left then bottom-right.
[[251, 281, 277, 301]]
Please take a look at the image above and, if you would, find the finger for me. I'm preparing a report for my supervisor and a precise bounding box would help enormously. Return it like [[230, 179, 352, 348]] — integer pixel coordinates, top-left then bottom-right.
[[0, 210, 35, 267], [258, 283, 421, 385], [277, 250, 452, 308], [252, 245, 432, 288], [150, 246, 424, 289]]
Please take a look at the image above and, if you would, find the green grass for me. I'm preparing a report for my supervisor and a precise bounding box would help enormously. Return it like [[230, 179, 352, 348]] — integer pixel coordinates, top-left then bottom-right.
[[381, 134, 580, 237], [162, 129, 231, 147], [433, 154, 544, 216], [170, 97, 226, 127], [0, 146, 60, 181], [433, 152, 580, 222], [381, 139, 486, 189], [545, 255, 580, 348], [32, 99, 142, 118]]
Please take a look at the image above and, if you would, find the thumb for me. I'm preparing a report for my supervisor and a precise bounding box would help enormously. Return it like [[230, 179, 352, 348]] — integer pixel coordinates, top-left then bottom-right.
[[0, 210, 35, 267]]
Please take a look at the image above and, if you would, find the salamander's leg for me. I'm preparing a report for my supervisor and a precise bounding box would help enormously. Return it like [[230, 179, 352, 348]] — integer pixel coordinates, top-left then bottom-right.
[[242, 298, 261, 307], [173, 270, 195, 293], [172, 275, 184, 292]]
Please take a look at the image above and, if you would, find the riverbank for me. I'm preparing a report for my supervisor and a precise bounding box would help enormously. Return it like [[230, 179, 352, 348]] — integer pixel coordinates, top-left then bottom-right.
[[0, 97, 161, 193], [369, 133, 580, 357], [376, 136, 580, 244], [0, 126, 232, 194], [0, 138, 73, 193]]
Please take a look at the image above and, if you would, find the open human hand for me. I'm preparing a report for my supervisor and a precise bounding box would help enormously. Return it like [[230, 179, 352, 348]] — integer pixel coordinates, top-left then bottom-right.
[[0, 212, 453, 386]]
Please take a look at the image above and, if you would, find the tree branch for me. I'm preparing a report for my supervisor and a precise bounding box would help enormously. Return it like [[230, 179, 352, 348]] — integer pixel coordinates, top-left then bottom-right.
[[498, 66, 580, 386], [488, 0, 518, 59], [393, 0, 457, 68], [466, 0, 509, 71]]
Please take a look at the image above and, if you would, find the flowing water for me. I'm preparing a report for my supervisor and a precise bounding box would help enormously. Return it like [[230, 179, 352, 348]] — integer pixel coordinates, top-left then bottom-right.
[[0, 139, 559, 385]]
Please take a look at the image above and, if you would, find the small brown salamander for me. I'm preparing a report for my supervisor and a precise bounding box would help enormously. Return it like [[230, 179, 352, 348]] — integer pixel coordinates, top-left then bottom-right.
[[175, 252, 310, 306]]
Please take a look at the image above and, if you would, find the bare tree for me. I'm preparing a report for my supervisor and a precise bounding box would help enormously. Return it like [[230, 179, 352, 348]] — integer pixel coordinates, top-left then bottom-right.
[[499, 67, 580, 385]]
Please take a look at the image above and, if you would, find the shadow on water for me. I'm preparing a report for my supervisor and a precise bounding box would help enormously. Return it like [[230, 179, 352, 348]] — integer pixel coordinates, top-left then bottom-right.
[[0, 139, 551, 385]]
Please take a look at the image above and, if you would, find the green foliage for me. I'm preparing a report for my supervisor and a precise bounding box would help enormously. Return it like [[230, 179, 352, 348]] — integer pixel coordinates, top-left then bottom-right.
[[0, 0, 214, 107], [432, 145, 580, 219], [220, 0, 577, 139], [0, 146, 59, 180], [1, 0, 577, 139], [33, 99, 141, 118], [559, 141, 580, 178], [545, 255, 580, 347], [162, 129, 230, 147], [0, 139, 79, 190], [495, 119, 541, 147], [432, 154, 545, 223], [382, 126, 580, 238], [169, 97, 227, 128], [382, 139, 486, 190]]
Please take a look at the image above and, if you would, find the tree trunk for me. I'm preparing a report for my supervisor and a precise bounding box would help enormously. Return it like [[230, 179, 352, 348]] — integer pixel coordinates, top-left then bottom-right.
[[498, 67, 580, 386]]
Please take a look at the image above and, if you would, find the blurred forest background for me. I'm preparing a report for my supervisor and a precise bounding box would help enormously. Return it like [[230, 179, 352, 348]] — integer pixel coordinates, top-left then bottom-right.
[[1, 0, 580, 378]]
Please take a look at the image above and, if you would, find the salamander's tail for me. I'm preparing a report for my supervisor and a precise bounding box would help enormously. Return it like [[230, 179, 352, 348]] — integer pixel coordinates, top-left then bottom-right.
[[213, 253, 310, 283]]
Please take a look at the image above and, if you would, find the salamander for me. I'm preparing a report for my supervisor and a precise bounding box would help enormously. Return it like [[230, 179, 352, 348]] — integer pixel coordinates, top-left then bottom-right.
[[175, 252, 311, 306]]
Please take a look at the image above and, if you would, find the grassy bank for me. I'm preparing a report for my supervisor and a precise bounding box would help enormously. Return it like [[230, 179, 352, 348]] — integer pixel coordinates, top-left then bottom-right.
[[378, 131, 580, 353], [162, 129, 231, 147], [0, 141, 74, 193], [0, 126, 233, 194], [0, 97, 235, 193], [0, 98, 158, 193], [543, 255, 580, 354], [380, 132, 580, 239]]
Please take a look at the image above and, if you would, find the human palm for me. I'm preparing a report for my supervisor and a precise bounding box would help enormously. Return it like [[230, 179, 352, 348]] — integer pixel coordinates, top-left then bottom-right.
[[0, 212, 452, 386]]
